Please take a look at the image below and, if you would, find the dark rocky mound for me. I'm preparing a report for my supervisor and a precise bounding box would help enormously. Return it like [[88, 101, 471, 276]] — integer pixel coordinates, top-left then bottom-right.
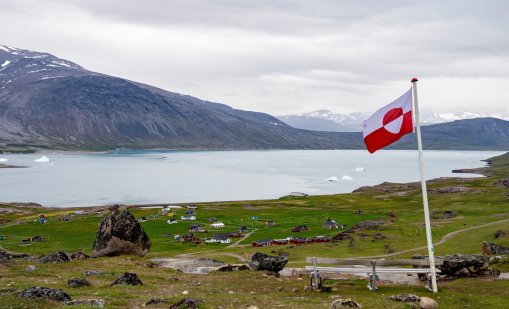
[[249, 252, 288, 273], [67, 278, 91, 288], [69, 251, 90, 260], [38, 251, 71, 263], [18, 286, 71, 302], [92, 205, 151, 257], [110, 272, 143, 286], [494, 178, 509, 187], [170, 298, 204, 309], [495, 230, 506, 238], [0, 248, 29, 261], [413, 254, 498, 278], [483, 241, 509, 255]]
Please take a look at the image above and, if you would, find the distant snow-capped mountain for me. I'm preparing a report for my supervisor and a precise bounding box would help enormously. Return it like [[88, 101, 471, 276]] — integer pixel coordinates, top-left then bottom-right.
[[278, 109, 509, 132]]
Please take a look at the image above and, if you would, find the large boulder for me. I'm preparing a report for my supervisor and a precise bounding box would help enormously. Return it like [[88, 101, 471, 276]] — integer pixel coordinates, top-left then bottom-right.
[[249, 252, 288, 273], [18, 286, 71, 302], [92, 205, 151, 257], [412, 254, 495, 277], [170, 298, 204, 309], [419, 297, 438, 309], [0, 248, 29, 262], [68, 278, 91, 288]]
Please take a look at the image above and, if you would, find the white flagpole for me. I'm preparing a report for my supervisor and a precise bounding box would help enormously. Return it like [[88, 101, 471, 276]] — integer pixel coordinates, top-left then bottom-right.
[[411, 77, 438, 293]]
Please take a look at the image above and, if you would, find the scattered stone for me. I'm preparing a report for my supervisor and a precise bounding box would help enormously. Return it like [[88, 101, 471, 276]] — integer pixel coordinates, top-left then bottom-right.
[[387, 294, 420, 302], [419, 297, 438, 309], [38, 251, 71, 263], [331, 298, 362, 308], [64, 299, 105, 308], [145, 298, 167, 306], [83, 270, 106, 276], [494, 178, 509, 188], [344, 220, 387, 233], [249, 252, 288, 273], [304, 285, 312, 292], [432, 211, 457, 219], [320, 286, 332, 292], [110, 272, 143, 286], [67, 278, 91, 288], [92, 205, 151, 257], [216, 264, 253, 271], [69, 251, 90, 260], [432, 186, 470, 194], [494, 230, 506, 239], [25, 265, 36, 272], [18, 286, 71, 302], [482, 241, 509, 255], [332, 233, 353, 241], [0, 248, 29, 261], [170, 298, 204, 309], [384, 243, 394, 253], [372, 233, 386, 240], [276, 286, 283, 292], [292, 288, 298, 292]]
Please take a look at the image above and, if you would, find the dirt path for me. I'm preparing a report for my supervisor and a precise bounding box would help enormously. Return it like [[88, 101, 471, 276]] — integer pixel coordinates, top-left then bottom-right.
[[227, 230, 255, 248], [356, 217, 509, 259]]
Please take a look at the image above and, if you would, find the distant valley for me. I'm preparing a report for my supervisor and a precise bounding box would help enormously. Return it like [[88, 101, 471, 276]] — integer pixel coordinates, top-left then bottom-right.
[[1, 45, 508, 151]]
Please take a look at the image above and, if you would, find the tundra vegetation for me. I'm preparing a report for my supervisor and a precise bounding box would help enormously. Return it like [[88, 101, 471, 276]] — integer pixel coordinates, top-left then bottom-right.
[[0, 152, 508, 308]]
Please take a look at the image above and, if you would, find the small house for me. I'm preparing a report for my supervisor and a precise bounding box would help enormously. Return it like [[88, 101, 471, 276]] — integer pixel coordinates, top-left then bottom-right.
[[181, 215, 196, 221], [252, 239, 272, 247], [250, 216, 259, 220], [187, 205, 198, 210], [185, 210, 195, 215], [39, 218, 46, 224], [38, 213, 46, 219], [323, 218, 339, 229], [150, 214, 157, 219], [139, 216, 147, 222], [208, 217, 218, 223], [211, 222, 225, 229], [167, 219, 177, 224], [74, 210, 87, 215], [239, 226, 248, 233]]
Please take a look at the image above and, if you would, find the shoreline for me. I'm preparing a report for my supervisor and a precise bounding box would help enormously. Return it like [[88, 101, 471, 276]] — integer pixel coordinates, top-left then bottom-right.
[[1, 150, 505, 209]]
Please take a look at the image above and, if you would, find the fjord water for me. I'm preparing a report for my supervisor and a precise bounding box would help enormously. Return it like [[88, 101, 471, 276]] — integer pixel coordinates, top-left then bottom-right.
[[0, 150, 503, 208]]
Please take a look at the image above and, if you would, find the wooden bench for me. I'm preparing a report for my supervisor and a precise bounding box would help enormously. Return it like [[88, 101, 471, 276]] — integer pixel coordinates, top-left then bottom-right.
[[305, 257, 444, 291]]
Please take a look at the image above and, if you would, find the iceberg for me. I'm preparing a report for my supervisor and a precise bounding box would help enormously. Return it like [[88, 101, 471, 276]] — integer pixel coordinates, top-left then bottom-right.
[[326, 176, 338, 182], [341, 175, 353, 180], [0, 158, 8, 162], [34, 155, 50, 162], [355, 167, 365, 172]]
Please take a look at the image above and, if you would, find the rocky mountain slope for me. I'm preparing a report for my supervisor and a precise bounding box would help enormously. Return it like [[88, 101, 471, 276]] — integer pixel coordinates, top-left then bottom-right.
[[1, 45, 508, 151]]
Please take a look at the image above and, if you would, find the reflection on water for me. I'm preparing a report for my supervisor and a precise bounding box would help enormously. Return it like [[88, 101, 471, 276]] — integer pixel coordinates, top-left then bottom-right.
[[0, 150, 502, 208]]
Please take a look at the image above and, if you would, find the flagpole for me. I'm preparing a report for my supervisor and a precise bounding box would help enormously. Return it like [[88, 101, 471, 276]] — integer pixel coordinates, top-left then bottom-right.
[[411, 77, 438, 293]]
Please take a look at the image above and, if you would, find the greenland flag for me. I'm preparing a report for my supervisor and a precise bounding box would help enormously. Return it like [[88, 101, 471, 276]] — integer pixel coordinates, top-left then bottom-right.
[[363, 89, 414, 153]]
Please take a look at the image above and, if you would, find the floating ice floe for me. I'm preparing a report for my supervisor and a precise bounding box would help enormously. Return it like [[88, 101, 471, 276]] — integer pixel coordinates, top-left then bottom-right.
[[341, 175, 353, 180], [34, 155, 50, 162], [355, 167, 365, 172], [0, 158, 8, 162], [326, 176, 339, 182]]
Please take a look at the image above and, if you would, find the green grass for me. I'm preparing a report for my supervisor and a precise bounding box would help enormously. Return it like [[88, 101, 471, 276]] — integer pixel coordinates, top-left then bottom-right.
[[1, 152, 509, 308]]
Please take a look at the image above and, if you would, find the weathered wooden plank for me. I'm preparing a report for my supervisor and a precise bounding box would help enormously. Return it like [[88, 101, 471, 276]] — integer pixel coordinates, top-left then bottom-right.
[[305, 257, 444, 266], [304, 266, 441, 274]]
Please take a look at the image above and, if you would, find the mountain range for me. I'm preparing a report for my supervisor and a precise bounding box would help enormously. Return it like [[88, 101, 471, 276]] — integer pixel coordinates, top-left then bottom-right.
[[1, 45, 508, 151], [277, 110, 509, 132]]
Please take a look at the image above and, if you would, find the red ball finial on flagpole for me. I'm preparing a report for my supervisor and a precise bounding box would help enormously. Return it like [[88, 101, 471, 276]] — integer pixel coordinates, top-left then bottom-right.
[[411, 77, 419, 82]]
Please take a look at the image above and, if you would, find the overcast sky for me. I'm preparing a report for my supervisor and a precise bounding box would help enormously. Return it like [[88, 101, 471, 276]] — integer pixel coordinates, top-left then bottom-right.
[[1, 0, 509, 117]]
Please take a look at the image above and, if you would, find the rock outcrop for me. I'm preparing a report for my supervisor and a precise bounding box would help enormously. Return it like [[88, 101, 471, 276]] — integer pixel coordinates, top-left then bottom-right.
[[18, 286, 71, 302], [110, 272, 143, 286], [92, 205, 151, 257], [413, 254, 498, 278], [482, 241, 509, 255], [0, 248, 29, 262], [67, 278, 91, 288], [331, 298, 362, 308], [38, 251, 71, 263], [249, 252, 288, 273], [170, 298, 204, 309]]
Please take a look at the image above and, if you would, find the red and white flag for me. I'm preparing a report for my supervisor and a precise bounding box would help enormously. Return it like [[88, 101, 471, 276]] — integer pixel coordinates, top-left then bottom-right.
[[363, 89, 414, 153]]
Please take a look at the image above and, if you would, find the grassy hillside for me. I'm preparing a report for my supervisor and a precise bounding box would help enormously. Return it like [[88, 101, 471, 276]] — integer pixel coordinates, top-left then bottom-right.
[[1, 152, 508, 308]]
